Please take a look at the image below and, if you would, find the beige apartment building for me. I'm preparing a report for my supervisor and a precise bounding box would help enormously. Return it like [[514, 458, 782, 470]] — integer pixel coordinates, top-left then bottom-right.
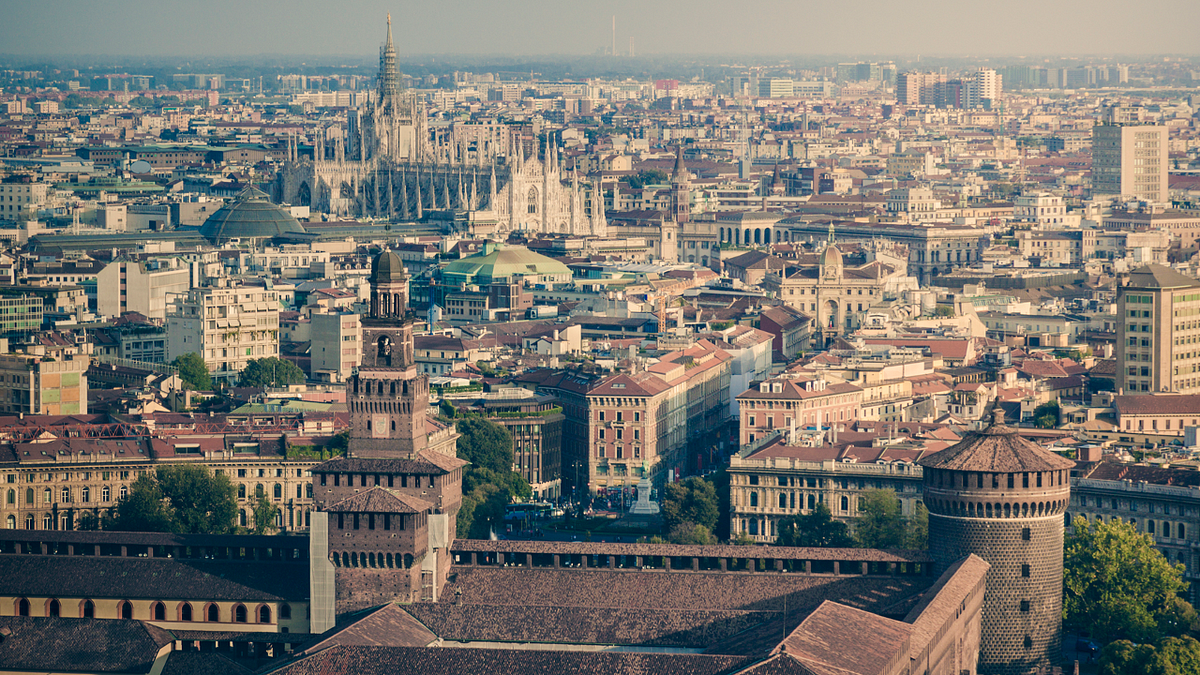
[[167, 282, 281, 383], [96, 257, 196, 321], [1117, 265, 1200, 394], [0, 352, 89, 416], [1093, 122, 1168, 202]]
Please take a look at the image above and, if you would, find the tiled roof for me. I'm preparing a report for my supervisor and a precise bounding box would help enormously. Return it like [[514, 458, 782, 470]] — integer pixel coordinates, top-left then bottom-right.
[[299, 604, 436, 654], [328, 487, 433, 514], [1127, 265, 1200, 290], [779, 601, 912, 675], [313, 457, 449, 475], [272, 645, 751, 675], [1113, 394, 1200, 416], [0, 616, 172, 674], [160, 652, 254, 675], [918, 412, 1075, 473], [0, 555, 307, 602], [451, 540, 931, 564], [903, 555, 990, 661]]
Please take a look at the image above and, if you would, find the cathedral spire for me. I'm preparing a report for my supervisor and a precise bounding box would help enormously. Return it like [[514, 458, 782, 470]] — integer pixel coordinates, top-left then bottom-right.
[[378, 13, 400, 100]]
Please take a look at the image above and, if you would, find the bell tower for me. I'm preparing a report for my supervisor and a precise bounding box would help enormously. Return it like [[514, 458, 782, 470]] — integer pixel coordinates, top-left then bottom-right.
[[350, 250, 427, 458]]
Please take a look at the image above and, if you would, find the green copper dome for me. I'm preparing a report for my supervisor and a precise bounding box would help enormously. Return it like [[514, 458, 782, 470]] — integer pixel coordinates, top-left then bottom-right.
[[200, 187, 306, 243], [441, 242, 572, 286]]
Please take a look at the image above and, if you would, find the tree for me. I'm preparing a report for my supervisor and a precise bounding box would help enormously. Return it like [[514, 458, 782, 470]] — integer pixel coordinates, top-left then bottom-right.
[[1032, 401, 1060, 429], [103, 465, 238, 534], [456, 418, 514, 474], [669, 521, 717, 545], [238, 357, 305, 388], [855, 489, 907, 549], [326, 429, 350, 456], [172, 353, 211, 391], [1100, 637, 1200, 675], [905, 502, 929, 549], [251, 495, 279, 535], [1064, 516, 1192, 644], [105, 475, 173, 532], [776, 502, 854, 548], [661, 477, 719, 534]]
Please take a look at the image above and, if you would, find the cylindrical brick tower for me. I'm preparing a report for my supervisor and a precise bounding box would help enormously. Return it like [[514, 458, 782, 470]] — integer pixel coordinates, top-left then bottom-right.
[[919, 410, 1074, 675]]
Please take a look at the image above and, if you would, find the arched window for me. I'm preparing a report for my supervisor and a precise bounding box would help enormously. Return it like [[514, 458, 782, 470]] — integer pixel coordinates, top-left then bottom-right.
[[153, 602, 165, 621], [259, 606, 271, 623], [840, 496, 849, 512], [255, 484, 264, 498], [1180, 523, 1187, 540], [61, 487, 70, 503], [17, 598, 29, 616], [749, 492, 758, 507], [273, 484, 282, 499], [5, 515, 13, 529], [25, 488, 33, 505], [119, 485, 128, 500], [234, 605, 247, 623], [120, 601, 133, 620], [180, 603, 193, 622], [82, 600, 95, 618], [6, 489, 13, 504], [207, 604, 219, 622], [24, 514, 34, 530], [81, 486, 90, 503], [279, 603, 291, 620], [238, 484, 246, 499], [102, 486, 110, 502], [43, 488, 52, 504], [239, 509, 247, 527], [528, 187, 538, 214], [48, 599, 60, 617], [42, 513, 52, 530]]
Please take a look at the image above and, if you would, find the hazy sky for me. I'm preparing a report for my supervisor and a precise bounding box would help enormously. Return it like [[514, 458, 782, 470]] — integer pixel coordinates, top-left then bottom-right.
[[3, 0, 1199, 57]]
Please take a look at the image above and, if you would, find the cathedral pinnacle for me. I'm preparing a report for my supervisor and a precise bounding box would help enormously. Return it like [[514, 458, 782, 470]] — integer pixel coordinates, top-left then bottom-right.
[[378, 14, 400, 100]]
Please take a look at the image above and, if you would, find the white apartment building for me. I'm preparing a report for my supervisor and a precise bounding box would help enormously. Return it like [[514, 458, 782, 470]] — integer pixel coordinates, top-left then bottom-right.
[[310, 312, 360, 383], [0, 180, 50, 222], [97, 257, 197, 320], [1013, 193, 1080, 228], [167, 282, 281, 383]]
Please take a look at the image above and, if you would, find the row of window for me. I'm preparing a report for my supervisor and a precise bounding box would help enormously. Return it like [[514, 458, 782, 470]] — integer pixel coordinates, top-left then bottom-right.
[[4, 486, 127, 507], [13, 597, 286, 623]]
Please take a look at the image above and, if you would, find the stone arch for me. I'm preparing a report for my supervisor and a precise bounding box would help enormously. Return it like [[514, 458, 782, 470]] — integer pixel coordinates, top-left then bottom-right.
[[754, 228, 762, 245], [297, 182, 312, 207], [179, 602, 193, 622], [47, 598, 60, 617], [16, 598, 29, 616], [527, 187, 539, 214], [206, 603, 219, 622], [822, 300, 839, 330], [81, 599, 95, 618]]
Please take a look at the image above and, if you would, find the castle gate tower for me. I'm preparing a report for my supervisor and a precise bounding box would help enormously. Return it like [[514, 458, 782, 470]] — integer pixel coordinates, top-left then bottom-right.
[[918, 410, 1073, 675]]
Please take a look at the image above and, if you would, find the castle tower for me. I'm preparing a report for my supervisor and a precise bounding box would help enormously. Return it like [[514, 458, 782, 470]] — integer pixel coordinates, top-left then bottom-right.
[[308, 250, 466, 631], [918, 409, 1073, 675]]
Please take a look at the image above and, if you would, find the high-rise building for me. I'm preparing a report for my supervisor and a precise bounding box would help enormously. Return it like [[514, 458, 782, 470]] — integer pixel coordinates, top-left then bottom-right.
[[1093, 107, 1169, 202], [967, 68, 1001, 108], [1117, 265, 1200, 395], [920, 409, 1074, 675], [895, 71, 946, 105], [166, 282, 280, 384]]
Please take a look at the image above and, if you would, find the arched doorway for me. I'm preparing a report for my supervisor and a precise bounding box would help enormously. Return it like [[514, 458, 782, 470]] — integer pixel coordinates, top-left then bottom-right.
[[823, 300, 839, 330]]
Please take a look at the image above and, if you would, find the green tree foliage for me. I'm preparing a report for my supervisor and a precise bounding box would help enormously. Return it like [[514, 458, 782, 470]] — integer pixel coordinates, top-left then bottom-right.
[[854, 489, 908, 548], [775, 502, 855, 548], [669, 521, 717, 545], [103, 465, 238, 534], [172, 352, 211, 391], [661, 477, 720, 534], [1032, 401, 1060, 429], [455, 418, 514, 474], [1065, 516, 1192, 644], [905, 502, 929, 549], [251, 494, 280, 535], [1100, 637, 1200, 675], [454, 419, 531, 539], [326, 429, 350, 456], [626, 169, 670, 190], [238, 357, 305, 388]]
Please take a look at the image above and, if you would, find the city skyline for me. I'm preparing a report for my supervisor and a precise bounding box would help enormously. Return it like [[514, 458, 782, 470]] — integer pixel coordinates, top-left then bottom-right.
[[3, 0, 1200, 58]]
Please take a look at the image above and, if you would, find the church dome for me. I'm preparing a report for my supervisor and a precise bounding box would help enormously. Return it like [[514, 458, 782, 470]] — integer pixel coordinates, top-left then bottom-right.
[[819, 244, 843, 269], [200, 187, 305, 243], [441, 242, 572, 286], [370, 250, 408, 284]]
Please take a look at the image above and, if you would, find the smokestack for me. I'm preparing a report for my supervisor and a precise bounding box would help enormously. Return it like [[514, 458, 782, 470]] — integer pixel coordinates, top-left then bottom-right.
[[612, 16, 616, 57]]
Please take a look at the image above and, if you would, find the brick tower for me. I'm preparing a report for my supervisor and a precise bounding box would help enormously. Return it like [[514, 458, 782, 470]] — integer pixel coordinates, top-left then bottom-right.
[[308, 251, 465, 632], [919, 409, 1073, 675]]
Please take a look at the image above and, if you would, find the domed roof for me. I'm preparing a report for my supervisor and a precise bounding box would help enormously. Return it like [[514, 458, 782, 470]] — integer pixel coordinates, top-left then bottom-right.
[[441, 242, 572, 285], [918, 409, 1075, 473], [370, 250, 408, 284], [819, 244, 843, 268], [199, 187, 305, 243]]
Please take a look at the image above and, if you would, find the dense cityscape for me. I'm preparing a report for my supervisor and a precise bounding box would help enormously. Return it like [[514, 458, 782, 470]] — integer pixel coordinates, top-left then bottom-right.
[[2, 5, 1200, 674]]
